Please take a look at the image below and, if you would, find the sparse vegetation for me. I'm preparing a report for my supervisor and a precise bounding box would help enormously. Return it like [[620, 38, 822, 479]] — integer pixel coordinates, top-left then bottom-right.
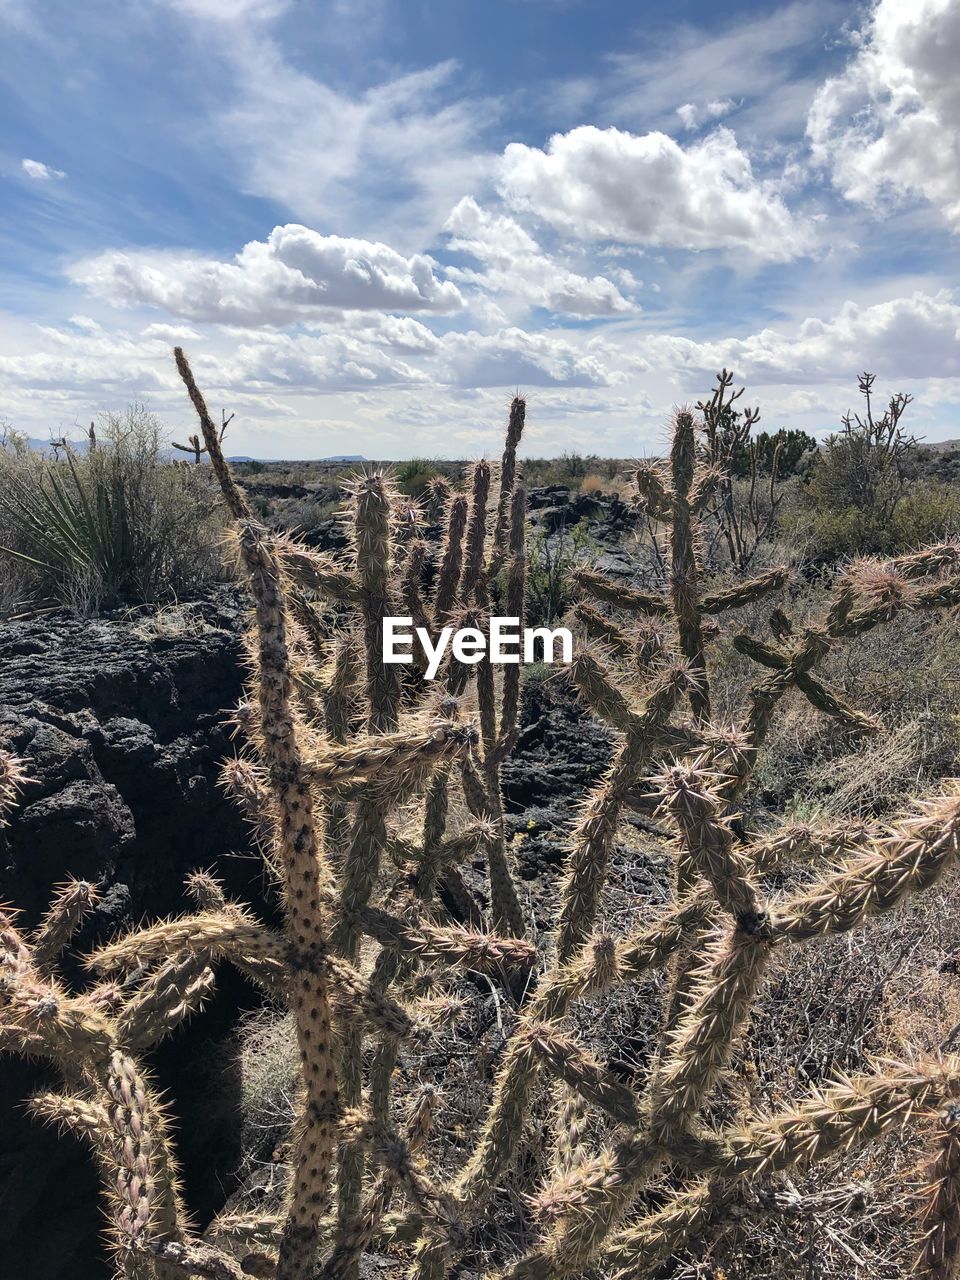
[[798, 372, 922, 558], [0, 405, 226, 613]]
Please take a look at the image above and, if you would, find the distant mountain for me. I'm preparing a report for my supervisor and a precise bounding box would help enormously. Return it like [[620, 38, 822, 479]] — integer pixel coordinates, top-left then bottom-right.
[[228, 454, 368, 463], [919, 438, 960, 451], [20, 440, 368, 464], [26, 436, 90, 454]]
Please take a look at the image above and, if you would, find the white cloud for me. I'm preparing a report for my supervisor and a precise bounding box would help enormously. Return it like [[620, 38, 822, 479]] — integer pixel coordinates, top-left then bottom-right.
[[603, 1, 846, 140], [440, 327, 618, 388], [656, 291, 960, 383], [207, 324, 618, 391], [159, 0, 288, 21], [218, 331, 429, 391], [71, 224, 464, 325], [676, 99, 736, 131], [141, 322, 204, 342], [808, 0, 960, 229], [21, 158, 66, 181], [209, 37, 495, 247], [498, 126, 812, 260], [443, 196, 634, 317]]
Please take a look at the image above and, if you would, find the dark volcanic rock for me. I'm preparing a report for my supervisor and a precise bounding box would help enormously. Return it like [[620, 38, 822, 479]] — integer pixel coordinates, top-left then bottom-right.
[[0, 589, 258, 922], [300, 515, 350, 552], [0, 589, 263, 1280], [498, 679, 614, 924], [526, 485, 637, 536]]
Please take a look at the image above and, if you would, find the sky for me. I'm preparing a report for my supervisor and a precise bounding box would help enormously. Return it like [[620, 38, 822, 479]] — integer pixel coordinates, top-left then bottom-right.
[[2, 0, 960, 459]]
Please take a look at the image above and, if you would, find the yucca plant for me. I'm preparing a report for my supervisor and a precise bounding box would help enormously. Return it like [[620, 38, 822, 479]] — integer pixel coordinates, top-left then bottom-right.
[[0, 445, 134, 599], [0, 406, 223, 610]]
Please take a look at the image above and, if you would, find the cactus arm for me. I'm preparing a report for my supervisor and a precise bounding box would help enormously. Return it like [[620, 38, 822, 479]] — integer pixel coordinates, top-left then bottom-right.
[[699, 565, 788, 614], [356, 904, 536, 970], [432, 494, 468, 624], [650, 927, 771, 1142], [667, 410, 710, 720], [320, 1090, 436, 1279], [229, 525, 340, 1280], [570, 600, 637, 664], [116, 953, 217, 1049], [567, 647, 638, 734], [555, 665, 690, 964], [773, 785, 960, 940], [707, 1060, 960, 1179], [491, 395, 526, 563], [30, 878, 99, 978], [279, 544, 361, 603], [496, 487, 527, 754], [305, 721, 477, 789], [460, 460, 491, 605], [599, 1177, 722, 1280], [633, 460, 673, 521], [86, 912, 284, 975], [172, 360, 344, 1280], [174, 348, 250, 522], [527, 1022, 642, 1125], [572, 567, 669, 616], [917, 1102, 960, 1279]]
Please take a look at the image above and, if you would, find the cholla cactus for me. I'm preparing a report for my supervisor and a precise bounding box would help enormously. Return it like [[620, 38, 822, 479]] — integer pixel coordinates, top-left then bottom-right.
[[4, 367, 960, 1280], [0, 870, 234, 1276]]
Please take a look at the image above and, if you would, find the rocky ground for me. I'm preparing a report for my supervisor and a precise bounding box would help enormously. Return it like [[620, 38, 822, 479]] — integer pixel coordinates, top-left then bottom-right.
[[248, 477, 640, 560], [0, 574, 633, 1278], [0, 589, 266, 1280]]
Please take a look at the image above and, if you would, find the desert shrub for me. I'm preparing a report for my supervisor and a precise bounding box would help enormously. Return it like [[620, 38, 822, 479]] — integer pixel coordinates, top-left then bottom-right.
[[0, 404, 226, 612], [787, 479, 960, 562], [730, 427, 818, 478], [787, 500, 888, 560], [523, 454, 621, 488], [797, 373, 922, 559], [578, 472, 605, 495], [395, 457, 443, 497], [891, 479, 960, 548], [692, 371, 804, 572], [525, 519, 594, 624]]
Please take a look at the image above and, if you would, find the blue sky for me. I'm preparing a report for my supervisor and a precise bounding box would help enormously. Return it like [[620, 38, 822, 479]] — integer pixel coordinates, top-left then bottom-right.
[[2, 0, 960, 457]]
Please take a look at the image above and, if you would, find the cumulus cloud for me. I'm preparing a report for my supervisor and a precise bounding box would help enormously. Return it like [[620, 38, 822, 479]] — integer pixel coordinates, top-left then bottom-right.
[[21, 158, 66, 181], [0, 325, 177, 395], [214, 324, 616, 391], [218, 331, 428, 391], [657, 291, 960, 383], [807, 0, 960, 229], [441, 327, 618, 388], [498, 126, 812, 260], [443, 197, 634, 317], [70, 224, 464, 325]]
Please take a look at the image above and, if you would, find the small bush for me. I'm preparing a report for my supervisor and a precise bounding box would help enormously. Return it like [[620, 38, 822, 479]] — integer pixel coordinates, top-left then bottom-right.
[[525, 520, 595, 624], [0, 405, 227, 612], [395, 457, 442, 497], [890, 479, 960, 548]]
